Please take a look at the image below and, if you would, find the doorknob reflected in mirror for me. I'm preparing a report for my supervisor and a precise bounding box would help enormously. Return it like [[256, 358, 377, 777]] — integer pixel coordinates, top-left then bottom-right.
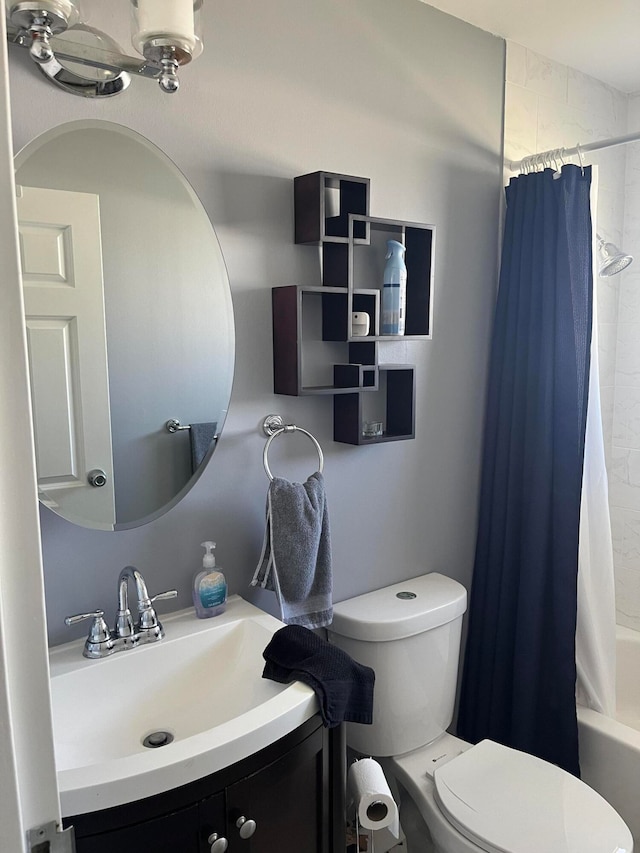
[[87, 469, 107, 488]]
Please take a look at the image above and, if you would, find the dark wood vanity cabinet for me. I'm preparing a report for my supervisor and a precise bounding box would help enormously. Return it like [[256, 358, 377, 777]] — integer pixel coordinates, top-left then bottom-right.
[[67, 717, 344, 853], [71, 804, 203, 852]]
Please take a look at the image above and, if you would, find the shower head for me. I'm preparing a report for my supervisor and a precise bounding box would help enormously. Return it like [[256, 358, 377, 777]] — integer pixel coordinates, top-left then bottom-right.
[[597, 234, 633, 277]]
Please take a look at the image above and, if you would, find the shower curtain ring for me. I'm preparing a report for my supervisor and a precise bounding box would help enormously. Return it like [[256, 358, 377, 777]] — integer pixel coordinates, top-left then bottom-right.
[[576, 142, 585, 175]]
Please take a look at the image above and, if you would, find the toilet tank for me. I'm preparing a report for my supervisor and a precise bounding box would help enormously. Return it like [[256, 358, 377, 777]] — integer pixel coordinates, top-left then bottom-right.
[[328, 573, 467, 757]]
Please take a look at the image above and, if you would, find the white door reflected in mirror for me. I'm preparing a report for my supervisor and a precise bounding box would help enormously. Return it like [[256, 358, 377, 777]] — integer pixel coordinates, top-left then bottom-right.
[[17, 184, 116, 529]]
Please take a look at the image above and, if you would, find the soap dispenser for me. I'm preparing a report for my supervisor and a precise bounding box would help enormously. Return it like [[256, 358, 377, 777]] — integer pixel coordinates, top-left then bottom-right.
[[192, 541, 227, 618]]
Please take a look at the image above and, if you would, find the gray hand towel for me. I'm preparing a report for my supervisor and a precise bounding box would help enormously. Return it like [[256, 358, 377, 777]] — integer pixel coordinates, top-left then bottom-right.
[[251, 472, 332, 628]]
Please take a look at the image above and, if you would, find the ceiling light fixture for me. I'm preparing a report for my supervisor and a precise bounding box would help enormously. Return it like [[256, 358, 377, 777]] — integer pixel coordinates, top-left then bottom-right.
[[6, 0, 203, 97]]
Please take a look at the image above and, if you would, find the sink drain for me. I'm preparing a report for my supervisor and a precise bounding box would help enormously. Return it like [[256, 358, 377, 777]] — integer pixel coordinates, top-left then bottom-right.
[[142, 730, 174, 749]]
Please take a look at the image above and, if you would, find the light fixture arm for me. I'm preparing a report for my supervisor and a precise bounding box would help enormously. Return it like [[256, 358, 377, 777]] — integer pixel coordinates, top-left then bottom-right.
[[7, 22, 175, 81]]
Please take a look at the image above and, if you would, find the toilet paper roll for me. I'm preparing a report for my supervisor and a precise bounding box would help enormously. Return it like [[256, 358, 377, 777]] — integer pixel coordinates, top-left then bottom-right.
[[347, 758, 400, 838]]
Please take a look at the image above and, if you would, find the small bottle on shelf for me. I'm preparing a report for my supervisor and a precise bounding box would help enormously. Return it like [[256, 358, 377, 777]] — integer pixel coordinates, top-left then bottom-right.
[[382, 240, 407, 335]]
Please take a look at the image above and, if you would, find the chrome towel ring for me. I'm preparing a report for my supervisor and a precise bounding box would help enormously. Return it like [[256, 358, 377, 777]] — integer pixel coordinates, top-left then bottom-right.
[[262, 414, 324, 481]]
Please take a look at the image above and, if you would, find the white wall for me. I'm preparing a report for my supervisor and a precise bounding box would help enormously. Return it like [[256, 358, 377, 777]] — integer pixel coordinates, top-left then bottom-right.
[[504, 41, 640, 631], [609, 94, 640, 631], [7, 0, 504, 646], [0, 10, 59, 844]]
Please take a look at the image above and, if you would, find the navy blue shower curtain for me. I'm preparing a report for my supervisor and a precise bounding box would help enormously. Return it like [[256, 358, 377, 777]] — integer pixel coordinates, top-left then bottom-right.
[[457, 165, 593, 777]]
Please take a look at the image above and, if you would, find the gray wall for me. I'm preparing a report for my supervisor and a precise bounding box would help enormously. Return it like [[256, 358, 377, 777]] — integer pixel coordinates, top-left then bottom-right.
[[8, 0, 505, 646]]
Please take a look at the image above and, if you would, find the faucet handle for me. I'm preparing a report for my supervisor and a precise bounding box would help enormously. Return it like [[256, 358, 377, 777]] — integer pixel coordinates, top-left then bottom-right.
[[64, 610, 115, 659], [150, 589, 178, 604], [65, 609, 108, 635], [138, 588, 178, 635]]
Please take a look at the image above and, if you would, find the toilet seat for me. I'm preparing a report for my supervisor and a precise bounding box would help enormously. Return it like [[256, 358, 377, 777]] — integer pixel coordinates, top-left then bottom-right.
[[433, 740, 632, 853]]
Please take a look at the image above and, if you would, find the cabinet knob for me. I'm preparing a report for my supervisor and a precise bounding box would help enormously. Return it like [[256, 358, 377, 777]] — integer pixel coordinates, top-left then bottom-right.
[[207, 832, 228, 853], [236, 816, 257, 839]]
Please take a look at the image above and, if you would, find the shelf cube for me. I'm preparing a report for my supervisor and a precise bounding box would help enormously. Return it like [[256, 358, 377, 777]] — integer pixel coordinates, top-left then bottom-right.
[[333, 365, 416, 445], [273, 286, 377, 395], [294, 172, 370, 245], [349, 215, 434, 339]]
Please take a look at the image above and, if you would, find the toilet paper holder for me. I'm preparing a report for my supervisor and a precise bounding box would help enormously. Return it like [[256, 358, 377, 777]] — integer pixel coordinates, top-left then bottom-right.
[[348, 756, 400, 843]]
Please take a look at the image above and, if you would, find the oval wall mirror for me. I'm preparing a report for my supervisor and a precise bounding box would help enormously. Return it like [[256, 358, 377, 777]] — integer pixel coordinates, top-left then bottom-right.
[[15, 120, 234, 531]]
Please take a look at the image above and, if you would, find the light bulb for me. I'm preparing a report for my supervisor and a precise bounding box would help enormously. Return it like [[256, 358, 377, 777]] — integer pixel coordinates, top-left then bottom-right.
[[130, 0, 203, 63], [129, 0, 203, 93]]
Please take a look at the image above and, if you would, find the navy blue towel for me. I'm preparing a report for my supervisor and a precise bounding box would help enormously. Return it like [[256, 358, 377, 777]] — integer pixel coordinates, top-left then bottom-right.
[[262, 625, 375, 728]]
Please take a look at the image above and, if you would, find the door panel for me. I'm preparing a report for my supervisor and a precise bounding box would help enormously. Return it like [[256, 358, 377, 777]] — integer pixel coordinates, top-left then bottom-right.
[[17, 184, 116, 528], [73, 804, 201, 853], [199, 792, 226, 853]]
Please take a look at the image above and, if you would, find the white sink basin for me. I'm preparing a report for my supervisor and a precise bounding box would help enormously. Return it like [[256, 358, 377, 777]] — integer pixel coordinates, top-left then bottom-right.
[[48, 596, 317, 816]]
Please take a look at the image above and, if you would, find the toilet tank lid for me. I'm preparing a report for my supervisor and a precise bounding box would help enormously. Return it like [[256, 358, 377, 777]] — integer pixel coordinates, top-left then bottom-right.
[[329, 573, 467, 642]]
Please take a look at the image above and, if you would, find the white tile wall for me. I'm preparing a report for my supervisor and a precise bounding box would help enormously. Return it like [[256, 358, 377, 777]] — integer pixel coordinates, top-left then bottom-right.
[[504, 42, 640, 630], [612, 387, 640, 448], [612, 94, 640, 628]]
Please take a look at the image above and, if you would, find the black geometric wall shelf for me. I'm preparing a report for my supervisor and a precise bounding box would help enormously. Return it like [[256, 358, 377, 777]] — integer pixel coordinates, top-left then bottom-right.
[[273, 171, 434, 445]]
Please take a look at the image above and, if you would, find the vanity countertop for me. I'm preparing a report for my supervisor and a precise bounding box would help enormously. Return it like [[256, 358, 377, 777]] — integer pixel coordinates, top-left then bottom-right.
[[48, 596, 318, 815]]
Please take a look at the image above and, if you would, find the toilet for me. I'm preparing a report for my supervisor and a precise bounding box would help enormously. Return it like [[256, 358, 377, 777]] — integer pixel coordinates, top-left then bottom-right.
[[328, 573, 633, 853]]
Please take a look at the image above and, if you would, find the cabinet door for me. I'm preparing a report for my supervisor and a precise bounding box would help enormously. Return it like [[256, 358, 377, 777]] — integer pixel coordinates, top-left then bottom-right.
[[226, 729, 327, 853], [74, 804, 200, 853], [199, 792, 227, 853]]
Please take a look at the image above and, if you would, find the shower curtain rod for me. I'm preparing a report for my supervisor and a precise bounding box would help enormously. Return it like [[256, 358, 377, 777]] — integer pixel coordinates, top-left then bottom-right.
[[508, 129, 640, 173]]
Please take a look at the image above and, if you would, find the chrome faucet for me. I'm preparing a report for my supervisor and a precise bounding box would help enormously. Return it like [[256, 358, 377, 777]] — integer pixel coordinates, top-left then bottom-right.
[[117, 565, 156, 642], [65, 566, 178, 658]]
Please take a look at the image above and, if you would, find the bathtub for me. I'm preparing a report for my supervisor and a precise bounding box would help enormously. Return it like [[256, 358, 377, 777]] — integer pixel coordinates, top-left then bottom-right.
[[577, 624, 640, 845]]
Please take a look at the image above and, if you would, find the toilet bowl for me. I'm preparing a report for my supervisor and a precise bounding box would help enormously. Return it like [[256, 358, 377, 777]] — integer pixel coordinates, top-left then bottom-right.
[[328, 573, 633, 853]]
